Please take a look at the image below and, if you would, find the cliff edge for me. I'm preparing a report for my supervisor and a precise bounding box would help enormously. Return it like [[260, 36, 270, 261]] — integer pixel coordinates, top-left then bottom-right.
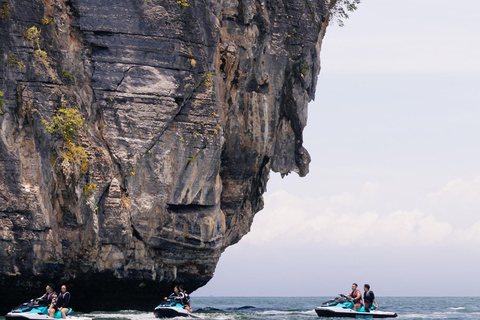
[[0, 0, 328, 312]]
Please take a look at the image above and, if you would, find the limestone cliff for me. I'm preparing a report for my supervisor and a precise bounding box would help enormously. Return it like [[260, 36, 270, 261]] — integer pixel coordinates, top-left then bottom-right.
[[0, 0, 328, 312]]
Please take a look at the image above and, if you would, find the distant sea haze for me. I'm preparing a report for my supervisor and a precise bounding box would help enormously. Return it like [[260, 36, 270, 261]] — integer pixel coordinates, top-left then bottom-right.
[[4, 296, 477, 320]]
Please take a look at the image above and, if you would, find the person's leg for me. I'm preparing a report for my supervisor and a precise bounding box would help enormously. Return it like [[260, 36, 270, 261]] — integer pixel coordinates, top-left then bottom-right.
[[48, 307, 55, 318], [365, 302, 371, 312], [61, 308, 68, 319]]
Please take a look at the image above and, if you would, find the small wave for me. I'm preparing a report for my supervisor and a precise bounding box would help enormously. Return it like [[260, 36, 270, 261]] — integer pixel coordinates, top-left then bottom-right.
[[196, 307, 223, 312], [449, 307, 466, 310], [231, 306, 257, 311], [72, 311, 156, 320]]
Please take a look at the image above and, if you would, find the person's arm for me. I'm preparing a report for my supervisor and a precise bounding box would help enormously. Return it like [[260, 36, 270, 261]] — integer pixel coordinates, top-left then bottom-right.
[[175, 292, 185, 301], [32, 293, 46, 302]]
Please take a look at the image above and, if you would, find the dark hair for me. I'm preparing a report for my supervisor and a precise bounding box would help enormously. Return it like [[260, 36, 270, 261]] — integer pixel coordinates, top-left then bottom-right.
[[178, 285, 184, 291], [47, 283, 56, 291], [352, 283, 358, 287], [364, 284, 370, 290]]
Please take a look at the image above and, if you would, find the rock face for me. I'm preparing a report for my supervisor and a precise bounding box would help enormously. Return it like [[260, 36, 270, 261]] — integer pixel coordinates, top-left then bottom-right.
[[0, 0, 328, 312]]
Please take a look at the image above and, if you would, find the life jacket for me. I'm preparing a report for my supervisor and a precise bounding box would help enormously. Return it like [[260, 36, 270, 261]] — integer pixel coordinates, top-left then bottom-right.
[[350, 289, 360, 302], [46, 292, 57, 303], [364, 290, 375, 304], [57, 292, 70, 308], [183, 292, 190, 305]]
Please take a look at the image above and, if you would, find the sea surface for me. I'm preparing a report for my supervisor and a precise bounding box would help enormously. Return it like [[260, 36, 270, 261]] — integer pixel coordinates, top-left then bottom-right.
[[2, 297, 479, 320]]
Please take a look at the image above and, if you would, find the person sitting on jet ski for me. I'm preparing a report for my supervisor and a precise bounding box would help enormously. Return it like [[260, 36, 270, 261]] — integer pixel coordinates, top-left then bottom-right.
[[166, 285, 185, 302], [31, 284, 58, 318], [178, 285, 192, 313], [339, 283, 362, 311], [362, 284, 378, 312], [57, 285, 71, 319]]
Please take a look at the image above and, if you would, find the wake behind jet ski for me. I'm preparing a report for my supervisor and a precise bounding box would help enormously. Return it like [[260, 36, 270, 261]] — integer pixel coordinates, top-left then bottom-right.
[[315, 294, 397, 318], [6, 299, 73, 320]]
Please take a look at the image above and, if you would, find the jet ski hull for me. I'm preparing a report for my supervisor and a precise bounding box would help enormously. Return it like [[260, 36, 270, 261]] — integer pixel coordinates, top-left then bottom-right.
[[315, 306, 397, 318], [154, 306, 191, 318], [6, 312, 63, 320]]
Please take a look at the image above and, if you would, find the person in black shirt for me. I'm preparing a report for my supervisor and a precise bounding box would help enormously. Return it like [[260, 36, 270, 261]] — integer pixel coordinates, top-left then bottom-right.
[[57, 285, 71, 319], [363, 284, 378, 312]]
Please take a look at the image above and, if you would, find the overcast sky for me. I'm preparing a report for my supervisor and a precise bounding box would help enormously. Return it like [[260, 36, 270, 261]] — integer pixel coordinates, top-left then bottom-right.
[[195, 0, 480, 297]]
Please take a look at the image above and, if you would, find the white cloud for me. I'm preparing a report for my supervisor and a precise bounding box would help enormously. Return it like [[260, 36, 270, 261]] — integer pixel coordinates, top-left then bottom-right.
[[428, 176, 480, 227], [455, 221, 480, 243], [429, 176, 480, 208], [243, 180, 480, 247]]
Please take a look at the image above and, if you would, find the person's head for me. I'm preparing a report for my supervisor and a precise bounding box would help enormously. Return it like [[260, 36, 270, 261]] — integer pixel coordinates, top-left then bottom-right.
[[178, 285, 185, 292], [364, 284, 370, 291], [173, 285, 179, 294], [46, 284, 55, 293], [351, 283, 358, 290], [61, 285, 67, 293]]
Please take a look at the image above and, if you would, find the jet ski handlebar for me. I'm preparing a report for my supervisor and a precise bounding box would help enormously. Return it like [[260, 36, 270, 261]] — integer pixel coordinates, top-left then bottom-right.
[[339, 294, 353, 301]]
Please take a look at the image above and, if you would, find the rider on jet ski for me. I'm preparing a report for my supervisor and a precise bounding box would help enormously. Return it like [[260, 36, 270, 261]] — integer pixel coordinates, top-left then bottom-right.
[[31, 284, 58, 318], [57, 285, 71, 319], [178, 285, 192, 313], [339, 283, 362, 311], [164, 284, 192, 312], [362, 284, 378, 312], [166, 285, 184, 301]]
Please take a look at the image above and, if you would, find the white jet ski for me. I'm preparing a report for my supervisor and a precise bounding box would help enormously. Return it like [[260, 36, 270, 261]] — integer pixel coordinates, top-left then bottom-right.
[[153, 298, 192, 318], [315, 295, 397, 318]]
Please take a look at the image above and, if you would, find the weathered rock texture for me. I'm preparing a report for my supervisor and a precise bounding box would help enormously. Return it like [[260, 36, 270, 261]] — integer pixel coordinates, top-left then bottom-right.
[[0, 0, 328, 312]]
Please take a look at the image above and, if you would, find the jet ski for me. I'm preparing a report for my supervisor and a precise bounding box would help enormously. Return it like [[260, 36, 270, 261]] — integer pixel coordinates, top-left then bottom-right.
[[6, 299, 73, 320], [153, 298, 192, 318], [315, 294, 397, 318]]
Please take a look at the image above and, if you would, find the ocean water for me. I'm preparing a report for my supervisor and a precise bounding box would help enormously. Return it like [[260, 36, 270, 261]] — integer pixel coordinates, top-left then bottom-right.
[[3, 297, 480, 320]]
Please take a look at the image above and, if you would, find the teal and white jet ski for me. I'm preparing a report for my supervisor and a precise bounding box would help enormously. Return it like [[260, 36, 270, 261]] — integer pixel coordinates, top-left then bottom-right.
[[315, 294, 397, 318], [6, 299, 73, 320], [153, 298, 192, 318]]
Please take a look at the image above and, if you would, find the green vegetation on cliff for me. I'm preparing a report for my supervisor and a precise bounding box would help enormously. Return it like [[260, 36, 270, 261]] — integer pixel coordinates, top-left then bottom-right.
[[329, 0, 361, 27]]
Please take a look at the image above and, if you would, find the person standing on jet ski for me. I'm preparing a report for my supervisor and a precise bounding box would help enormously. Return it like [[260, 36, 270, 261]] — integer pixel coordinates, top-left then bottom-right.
[[339, 283, 362, 311], [362, 284, 378, 312], [31, 284, 58, 318]]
